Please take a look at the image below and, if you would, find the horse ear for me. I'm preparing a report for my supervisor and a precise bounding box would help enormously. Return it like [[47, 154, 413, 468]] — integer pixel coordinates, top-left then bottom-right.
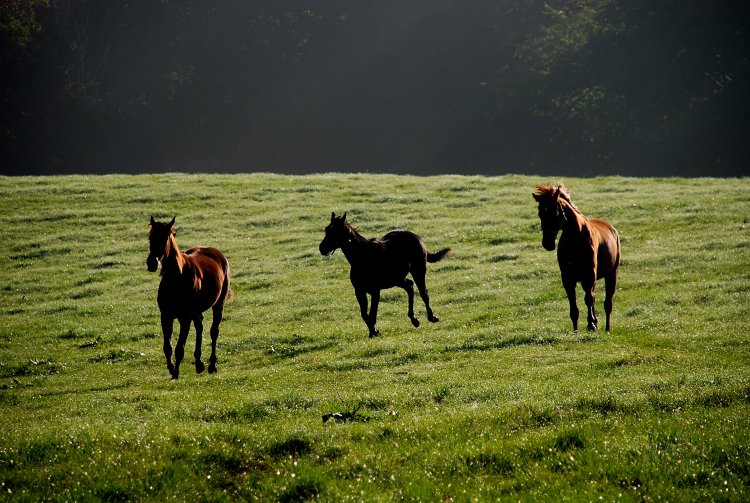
[[343, 212, 347, 220], [532, 193, 541, 202], [168, 216, 176, 229], [331, 212, 336, 221], [150, 215, 155, 225]]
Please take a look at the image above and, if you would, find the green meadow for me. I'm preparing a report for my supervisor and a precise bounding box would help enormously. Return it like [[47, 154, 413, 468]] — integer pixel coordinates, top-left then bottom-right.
[[0, 173, 748, 501]]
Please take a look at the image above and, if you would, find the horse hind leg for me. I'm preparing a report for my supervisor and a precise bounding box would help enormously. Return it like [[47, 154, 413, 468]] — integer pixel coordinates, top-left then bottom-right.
[[208, 273, 232, 373], [397, 278, 419, 327], [583, 277, 598, 332], [604, 268, 618, 332], [413, 268, 439, 323], [194, 313, 205, 373], [208, 303, 223, 374]]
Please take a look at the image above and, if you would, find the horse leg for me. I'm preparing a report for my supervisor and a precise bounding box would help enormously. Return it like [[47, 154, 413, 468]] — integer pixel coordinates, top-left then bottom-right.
[[604, 268, 618, 332], [583, 275, 598, 332], [355, 288, 377, 337], [194, 313, 205, 373], [172, 317, 191, 380], [562, 277, 579, 332], [161, 315, 175, 378], [397, 278, 419, 327], [208, 302, 224, 374], [368, 290, 381, 337], [413, 268, 439, 322]]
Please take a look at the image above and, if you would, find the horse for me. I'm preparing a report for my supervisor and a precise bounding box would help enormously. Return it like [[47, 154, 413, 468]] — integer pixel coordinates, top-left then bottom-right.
[[146, 216, 232, 379], [319, 212, 451, 337], [532, 183, 620, 332]]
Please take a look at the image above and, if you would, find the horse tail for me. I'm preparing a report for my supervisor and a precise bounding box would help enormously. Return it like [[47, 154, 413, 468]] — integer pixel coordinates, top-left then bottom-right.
[[427, 247, 452, 263], [223, 260, 234, 302]]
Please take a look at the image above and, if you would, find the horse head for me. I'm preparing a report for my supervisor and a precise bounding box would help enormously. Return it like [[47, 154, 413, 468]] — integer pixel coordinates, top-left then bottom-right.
[[533, 185, 569, 251], [319, 212, 350, 256], [147, 215, 176, 271]]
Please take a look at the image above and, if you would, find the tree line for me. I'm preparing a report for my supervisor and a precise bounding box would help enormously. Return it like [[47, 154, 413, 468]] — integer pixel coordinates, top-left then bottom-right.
[[2, 0, 748, 176]]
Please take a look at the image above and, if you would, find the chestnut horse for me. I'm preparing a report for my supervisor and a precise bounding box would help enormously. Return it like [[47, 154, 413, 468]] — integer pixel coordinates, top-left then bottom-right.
[[532, 184, 620, 332], [146, 216, 231, 379], [319, 212, 451, 337]]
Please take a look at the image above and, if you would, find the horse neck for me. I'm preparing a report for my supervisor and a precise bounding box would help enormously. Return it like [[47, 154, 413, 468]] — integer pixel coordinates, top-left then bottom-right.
[[560, 199, 586, 236], [341, 226, 370, 265], [161, 234, 185, 276]]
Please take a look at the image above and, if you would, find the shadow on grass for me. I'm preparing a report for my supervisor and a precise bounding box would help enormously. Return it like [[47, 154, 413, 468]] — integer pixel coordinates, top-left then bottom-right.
[[442, 334, 561, 354], [268, 435, 312, 458]]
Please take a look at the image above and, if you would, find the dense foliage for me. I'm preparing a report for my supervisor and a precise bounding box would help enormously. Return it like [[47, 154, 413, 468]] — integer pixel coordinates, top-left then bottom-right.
[[2, 1, 749, 175]]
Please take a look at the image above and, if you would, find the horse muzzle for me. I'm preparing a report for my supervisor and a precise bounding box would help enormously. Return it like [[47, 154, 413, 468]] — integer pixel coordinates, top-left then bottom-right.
[[319, 241, 335, 256], [146, 256, 159, 272], [542, 236, 556, 251]]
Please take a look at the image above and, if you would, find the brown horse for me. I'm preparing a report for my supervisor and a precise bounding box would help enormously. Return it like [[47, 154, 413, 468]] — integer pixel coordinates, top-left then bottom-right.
[[319, 212, 451, 337], [532, 184, 620, 332], [146, 216, 231, 379]]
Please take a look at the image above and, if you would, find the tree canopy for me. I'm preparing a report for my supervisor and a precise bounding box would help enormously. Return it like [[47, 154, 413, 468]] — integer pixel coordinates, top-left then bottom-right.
[[2, 0, 748, 176]]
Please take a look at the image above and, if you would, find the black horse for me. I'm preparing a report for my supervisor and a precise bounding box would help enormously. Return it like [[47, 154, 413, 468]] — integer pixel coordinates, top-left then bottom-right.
[[319, 212, 451, 337]]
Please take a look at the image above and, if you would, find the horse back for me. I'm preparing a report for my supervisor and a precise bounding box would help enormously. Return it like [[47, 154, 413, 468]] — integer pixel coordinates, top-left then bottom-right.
[[380, 230, 427, 258], [160, 247, 229, 315], [185, 246, 229, 272], [347, 230, 426, 290]]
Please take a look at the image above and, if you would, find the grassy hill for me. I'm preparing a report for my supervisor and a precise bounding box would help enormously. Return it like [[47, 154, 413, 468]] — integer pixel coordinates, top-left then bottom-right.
[[1, 173, 748, 501]]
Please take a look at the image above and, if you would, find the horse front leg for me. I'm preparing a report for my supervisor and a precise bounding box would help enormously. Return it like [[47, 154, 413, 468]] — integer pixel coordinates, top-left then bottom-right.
[[172, 317, 191, 380], [355, 288, 377, 337], [161, 315, 175, 378], [161, 314, 174, 377], [562, 277, 579, 332], [193, 313, 205, 374], [368, 290, 381, 337]]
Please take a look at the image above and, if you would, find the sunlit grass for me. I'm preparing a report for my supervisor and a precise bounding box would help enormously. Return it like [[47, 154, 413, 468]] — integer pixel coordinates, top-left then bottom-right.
[[0, 173, 748, 500]]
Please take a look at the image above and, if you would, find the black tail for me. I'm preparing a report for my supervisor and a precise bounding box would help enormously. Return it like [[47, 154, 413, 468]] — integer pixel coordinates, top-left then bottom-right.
[[427, 247, 452, 263]]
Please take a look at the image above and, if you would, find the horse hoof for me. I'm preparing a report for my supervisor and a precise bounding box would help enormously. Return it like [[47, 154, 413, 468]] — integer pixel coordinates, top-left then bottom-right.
[[369, 330, 380, 338], [208, 364, 217, 374], [411, 318, 420, 328], [587, 323, 597, 332], [195, 361, 205, 374], [428, 316, 440, 323]]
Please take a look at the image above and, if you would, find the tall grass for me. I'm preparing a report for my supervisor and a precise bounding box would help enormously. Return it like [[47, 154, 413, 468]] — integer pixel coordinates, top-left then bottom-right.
[[0, 173, 748, 501]]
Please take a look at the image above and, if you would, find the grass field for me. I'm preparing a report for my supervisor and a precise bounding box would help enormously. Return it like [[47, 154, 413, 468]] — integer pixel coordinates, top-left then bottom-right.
[[1, 173, 748, 501]]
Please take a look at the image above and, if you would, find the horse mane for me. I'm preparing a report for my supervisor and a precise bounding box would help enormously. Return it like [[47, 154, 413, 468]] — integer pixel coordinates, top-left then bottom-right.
[[342, 217, 362, 236], [535, 182, 579, 213]]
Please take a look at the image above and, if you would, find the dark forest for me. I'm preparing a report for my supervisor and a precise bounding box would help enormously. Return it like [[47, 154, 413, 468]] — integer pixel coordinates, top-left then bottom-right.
[[2, 0, 749, 176]]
